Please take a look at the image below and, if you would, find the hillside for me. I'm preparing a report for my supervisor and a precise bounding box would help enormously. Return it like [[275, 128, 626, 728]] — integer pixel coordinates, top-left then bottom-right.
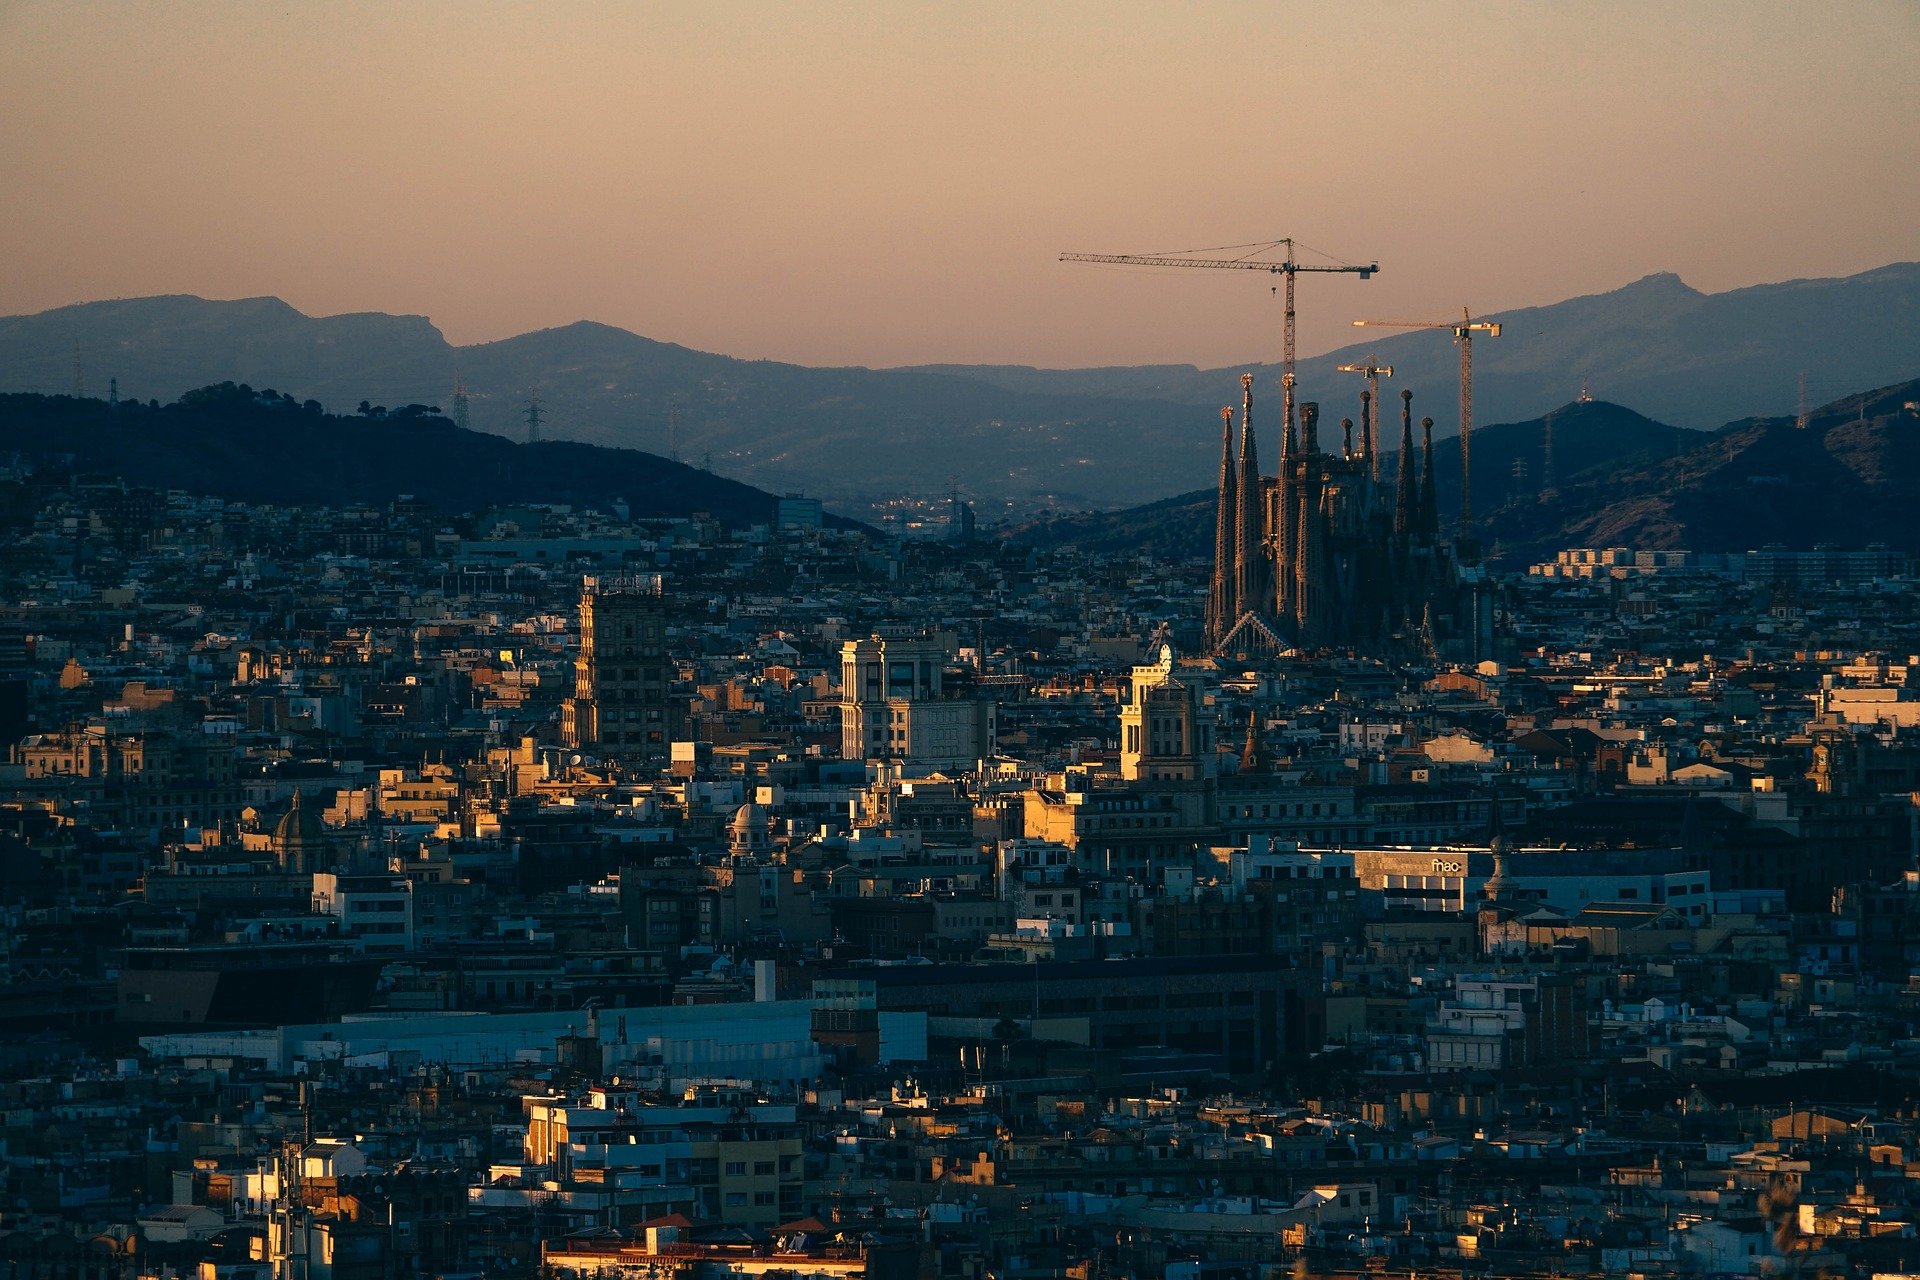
[[0, 297, 1218, 515], [1477, 378, 1920, 562], [1012, 399, 1695, 560], [4, 261, 1916, 514], [0, 386, 850, 530]]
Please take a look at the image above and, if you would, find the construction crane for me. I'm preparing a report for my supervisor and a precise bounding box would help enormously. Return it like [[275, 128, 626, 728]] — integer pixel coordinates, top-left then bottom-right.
[[1334, 356, 1393, 481], [1060, 239, 1377, 383], [1351, 309, 1502, 530]]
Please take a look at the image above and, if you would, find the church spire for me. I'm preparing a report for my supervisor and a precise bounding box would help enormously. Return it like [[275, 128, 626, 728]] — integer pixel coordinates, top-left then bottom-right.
[[1360, 389, 1375, 478], [1274, 373, 1297, 628], [1233, 374, 1264, 620], [1395, 389, 1416, 539], [1239, 708, 1268, 774], [1418, 415, 1439, 541], [1208, 404, 1238, 647]]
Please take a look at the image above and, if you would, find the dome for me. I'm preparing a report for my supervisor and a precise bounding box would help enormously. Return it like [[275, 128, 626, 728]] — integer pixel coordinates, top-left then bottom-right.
[[273, 790, 331, 873], [728, 802, 771, 856]]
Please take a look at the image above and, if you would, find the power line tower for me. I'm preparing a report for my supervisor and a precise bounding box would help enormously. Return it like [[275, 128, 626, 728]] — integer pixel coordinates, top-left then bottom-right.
[[1541, 409, 1558, 500], [450, 375, 472, 431], [1796, 371, 1808, 430], [523, 395, 543, 445], [70, 341, 84, 398], [668, 406, 680, 462]]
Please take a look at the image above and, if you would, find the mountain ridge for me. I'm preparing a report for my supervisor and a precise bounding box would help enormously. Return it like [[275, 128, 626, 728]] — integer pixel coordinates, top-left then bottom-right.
[[1012, 378, 1920, 565], [4, 261, 1917, 513], [0, 386, 864, 533]]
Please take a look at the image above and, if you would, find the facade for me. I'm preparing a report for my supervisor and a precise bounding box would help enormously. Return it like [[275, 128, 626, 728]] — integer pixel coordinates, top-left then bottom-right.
[[1424, 972, 1589, 1071], [562, 574, 672, 765], [1119, 645, 1214, 781], [837, 633, 995, 770]]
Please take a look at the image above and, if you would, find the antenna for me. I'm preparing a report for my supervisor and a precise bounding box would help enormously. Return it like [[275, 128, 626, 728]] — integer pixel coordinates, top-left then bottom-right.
[[524, 395, 543, 445]]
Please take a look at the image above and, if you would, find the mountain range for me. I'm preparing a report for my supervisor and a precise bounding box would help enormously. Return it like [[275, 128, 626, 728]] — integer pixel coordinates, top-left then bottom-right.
[[2, 262, 1916, 514]]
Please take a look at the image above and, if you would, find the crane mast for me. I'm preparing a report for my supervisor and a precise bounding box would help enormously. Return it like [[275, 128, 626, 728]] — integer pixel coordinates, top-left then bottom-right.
[[1060, 239, 1377, 384], [1335, 357, 1394, 482], [1351, 309, 1502, 534]]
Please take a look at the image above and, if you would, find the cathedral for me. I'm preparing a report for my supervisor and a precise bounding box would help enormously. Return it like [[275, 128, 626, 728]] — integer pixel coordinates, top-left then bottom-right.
[[1204, 372, 1496, 659]]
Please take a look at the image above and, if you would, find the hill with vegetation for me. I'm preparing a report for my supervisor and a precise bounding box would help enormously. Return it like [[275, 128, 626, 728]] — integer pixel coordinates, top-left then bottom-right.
[[0, 385, 850, 529]]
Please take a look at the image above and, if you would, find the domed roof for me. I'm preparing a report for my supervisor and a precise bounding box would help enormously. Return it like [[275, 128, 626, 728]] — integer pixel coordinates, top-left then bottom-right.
[[728, 802, 772, 855], [274, 789, 325, 851]]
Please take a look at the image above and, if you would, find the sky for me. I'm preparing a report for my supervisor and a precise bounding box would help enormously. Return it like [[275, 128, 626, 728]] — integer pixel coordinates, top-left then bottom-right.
[[1, 0, 1916, 369]]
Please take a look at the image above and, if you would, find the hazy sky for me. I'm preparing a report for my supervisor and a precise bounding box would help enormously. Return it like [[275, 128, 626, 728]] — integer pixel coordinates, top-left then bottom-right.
[[2, 1, 1915, 369]]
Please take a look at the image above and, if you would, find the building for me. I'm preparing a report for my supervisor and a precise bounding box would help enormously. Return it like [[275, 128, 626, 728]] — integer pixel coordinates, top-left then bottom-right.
[[562, 575, 673, 765], [1120, 646, 1215, 782], [1425, 972, 1589, 1071], [1204, 374, 1492, 659], [837, 633, 995, 770], [815, 954, 1307, 1075]]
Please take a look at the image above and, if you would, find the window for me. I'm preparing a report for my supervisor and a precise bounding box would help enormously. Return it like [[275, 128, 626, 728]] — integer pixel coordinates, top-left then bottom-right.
[[754, 1191, 776, 1206], [725, 1192, 747, 1208], [754, 1161, 776, 1176], [725, 1161, 746, 1176]]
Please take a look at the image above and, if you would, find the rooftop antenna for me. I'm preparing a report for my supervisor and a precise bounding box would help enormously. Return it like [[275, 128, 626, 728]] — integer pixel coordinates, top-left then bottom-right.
[[523, 394, 543, 445]]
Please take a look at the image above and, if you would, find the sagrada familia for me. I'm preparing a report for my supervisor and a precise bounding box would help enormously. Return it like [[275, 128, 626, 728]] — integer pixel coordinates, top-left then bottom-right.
[[1203, 372, 1496, 659]]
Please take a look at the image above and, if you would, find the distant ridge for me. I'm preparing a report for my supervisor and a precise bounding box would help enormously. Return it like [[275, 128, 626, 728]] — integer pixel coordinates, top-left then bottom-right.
[[4, 261, 1917, 512], [1012, 379, 1920, 565], [0, 386, 865, 531]]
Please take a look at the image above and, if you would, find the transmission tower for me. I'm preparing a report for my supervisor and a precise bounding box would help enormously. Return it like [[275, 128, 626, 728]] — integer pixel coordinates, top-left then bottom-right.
[[524, 395, 543, 445], [451, 376, 472, 431]]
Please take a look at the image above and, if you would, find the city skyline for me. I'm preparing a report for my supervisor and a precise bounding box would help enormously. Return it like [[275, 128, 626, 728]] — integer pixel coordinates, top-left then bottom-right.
[[2, 1, 1916, 369]]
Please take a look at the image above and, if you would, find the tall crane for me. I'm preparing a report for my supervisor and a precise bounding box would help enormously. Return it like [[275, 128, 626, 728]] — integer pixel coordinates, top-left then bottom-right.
[[1351, 309, 1502, 530], [1060, 239, 1378, 383], [1334, 356, 1393, 481]]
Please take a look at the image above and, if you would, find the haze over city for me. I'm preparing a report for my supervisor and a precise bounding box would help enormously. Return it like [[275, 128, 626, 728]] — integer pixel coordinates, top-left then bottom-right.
[[12, 7, 1920, 1280], [3, 0, 1917, 367]]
